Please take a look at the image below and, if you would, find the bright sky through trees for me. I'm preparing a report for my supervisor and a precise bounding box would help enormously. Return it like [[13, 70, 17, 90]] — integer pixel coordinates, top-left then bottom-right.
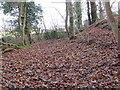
[[0, 0, 119, 30]]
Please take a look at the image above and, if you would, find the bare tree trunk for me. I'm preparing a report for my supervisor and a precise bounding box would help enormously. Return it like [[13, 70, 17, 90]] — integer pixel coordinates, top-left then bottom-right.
[[87, 1, 92, 25], [18, 2, 26, 46], [18, 3, 22, 37], [67, 0, 75, 39], [22, 2, 26, 45], [99, 0, 104, 19], [90, 1, 97, 24], [118, 1, 120, 59], [25, 26, 32, 44], [74, 0, 82, 32], [105, 2, 118, 42], [43, 17, 47, 32], [65, 1, 69, 37], [27, 31, 32, 44], [118, 1, 120, 16], [105, 1, 120, 59]]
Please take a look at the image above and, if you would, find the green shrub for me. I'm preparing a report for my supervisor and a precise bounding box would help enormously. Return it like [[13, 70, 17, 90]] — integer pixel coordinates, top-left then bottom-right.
[[57, 32, 67, 38], [50, 30, 58, 39], [43, 31, 51, 40], [43, 30, 67, 40]]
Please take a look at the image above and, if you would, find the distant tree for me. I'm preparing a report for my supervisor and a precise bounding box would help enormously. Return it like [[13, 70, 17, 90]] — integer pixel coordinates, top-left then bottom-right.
[[90, 0, 97, 24], [66, 0, 75, 39], [87, 0, 92, 25], [74, 0, 82, 32], [18, 2, 26, 45], [25, 2, 43, 44], [118, 1, 120, 16], [65, 0, 69, 37], [98, 0, 104, 19], [26, 2, 43, 30], [118, 1, 120, 58]]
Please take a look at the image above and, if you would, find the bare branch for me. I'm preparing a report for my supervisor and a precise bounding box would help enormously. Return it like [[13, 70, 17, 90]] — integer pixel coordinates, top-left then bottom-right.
[[110, 0, 117, 8]]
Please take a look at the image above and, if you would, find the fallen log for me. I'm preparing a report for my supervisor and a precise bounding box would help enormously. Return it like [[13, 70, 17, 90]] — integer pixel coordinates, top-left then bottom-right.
[[2, 48, 15, 53], [0, 41, 19, 53]]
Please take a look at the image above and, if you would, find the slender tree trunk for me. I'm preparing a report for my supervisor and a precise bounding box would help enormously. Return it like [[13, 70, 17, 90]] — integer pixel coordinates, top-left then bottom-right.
[[118, 1, 120, 58], [90, 1, 97, 24], [24, 2, 33, 44], [67, 0, 75, 39], [22, 2, 26, 45], [18, 3, 24, 45], [105, 2, 118, 42], [74, 0, 82, 32], [99, 0, 104, 19], [25, 20, 33, 44], [25, 23, 32, 44], [43, 17, 47, 32], [18, 2, 26, 46], [118, 1, 120, 22], [105, 1, 120, 59], [18, 4, 21, 31], [26, 30, 32, 44], [118, 30, 120, 59], [35, 28, 41, 41], [87, 1, 92, 25], [65, 1, 69, 37]]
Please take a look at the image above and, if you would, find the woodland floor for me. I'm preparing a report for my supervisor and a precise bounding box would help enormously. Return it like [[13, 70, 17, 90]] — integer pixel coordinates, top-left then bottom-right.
[[1, 18, 120, 89]]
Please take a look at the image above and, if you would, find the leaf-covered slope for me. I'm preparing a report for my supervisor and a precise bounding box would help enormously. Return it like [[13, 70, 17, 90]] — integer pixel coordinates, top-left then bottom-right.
[[88, 16, 120, 31], [2, 18, 119, 88]]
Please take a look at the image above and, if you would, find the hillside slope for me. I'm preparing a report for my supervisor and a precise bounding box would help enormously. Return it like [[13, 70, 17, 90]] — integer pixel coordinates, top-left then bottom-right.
[[1, 17, 119, 88]]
